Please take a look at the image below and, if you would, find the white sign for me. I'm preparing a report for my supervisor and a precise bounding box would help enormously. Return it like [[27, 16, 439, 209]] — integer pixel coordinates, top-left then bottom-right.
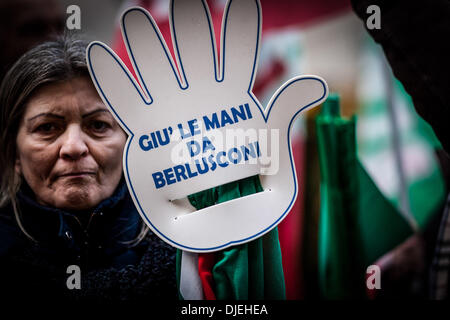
[[87, 0, 328, 252]]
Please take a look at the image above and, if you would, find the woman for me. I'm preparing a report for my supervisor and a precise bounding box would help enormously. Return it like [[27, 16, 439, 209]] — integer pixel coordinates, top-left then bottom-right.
[[0, 35, 176, 301]]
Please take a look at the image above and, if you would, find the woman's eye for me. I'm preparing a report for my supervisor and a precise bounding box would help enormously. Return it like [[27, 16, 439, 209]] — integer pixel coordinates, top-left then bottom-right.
[[89, 121, 110, 133], [35, 123, 58, 133]]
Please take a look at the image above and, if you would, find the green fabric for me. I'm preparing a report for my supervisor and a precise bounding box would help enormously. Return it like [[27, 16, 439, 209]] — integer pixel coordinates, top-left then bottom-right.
[[317, 95, 361, 299], [356, 37, 445, 230], [188, 175, 286, 300], [355, 163, 413, 267], [395, 79, 445, 227], [317, 95, 413, 299]]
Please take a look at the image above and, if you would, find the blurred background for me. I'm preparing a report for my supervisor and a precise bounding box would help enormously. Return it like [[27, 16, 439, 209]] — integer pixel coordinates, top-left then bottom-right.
[[1, 0, 447, 300]]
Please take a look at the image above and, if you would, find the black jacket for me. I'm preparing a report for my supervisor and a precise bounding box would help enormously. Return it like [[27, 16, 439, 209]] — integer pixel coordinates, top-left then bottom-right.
[[0, 182, 177, 302]]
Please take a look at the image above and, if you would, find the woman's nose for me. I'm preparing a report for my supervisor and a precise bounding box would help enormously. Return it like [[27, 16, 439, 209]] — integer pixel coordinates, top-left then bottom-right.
[[59, 125, 89, 160]]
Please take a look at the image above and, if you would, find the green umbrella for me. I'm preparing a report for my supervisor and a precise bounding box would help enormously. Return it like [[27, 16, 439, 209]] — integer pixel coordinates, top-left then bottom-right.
[[317, 94, 413, 299]]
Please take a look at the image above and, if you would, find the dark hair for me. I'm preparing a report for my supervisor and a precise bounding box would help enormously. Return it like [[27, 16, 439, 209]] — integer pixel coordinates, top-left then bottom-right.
[[0, 34, 89, 239], [0, 35, 148, 244]]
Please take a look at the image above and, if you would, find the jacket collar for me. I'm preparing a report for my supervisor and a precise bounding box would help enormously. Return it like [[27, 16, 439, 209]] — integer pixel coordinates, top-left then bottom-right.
[[16, 180, 141, 253]]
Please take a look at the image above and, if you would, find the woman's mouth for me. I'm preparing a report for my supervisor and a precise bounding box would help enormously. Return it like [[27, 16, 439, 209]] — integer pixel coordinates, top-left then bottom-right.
[[58, 172, 96, 178]]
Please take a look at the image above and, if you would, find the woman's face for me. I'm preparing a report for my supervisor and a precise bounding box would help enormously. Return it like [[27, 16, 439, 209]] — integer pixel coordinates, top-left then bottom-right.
[[15, 76, 127, 211]]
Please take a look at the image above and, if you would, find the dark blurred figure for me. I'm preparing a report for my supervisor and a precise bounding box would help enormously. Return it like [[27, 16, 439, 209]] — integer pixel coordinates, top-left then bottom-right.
[[351, 0, 450, 300], [0, 0, 65, 82], [351, 0, 450, 154]]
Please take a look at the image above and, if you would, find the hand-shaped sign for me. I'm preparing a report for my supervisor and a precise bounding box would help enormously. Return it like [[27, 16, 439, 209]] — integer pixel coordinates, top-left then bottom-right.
[[87, 0, 328, 252]]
